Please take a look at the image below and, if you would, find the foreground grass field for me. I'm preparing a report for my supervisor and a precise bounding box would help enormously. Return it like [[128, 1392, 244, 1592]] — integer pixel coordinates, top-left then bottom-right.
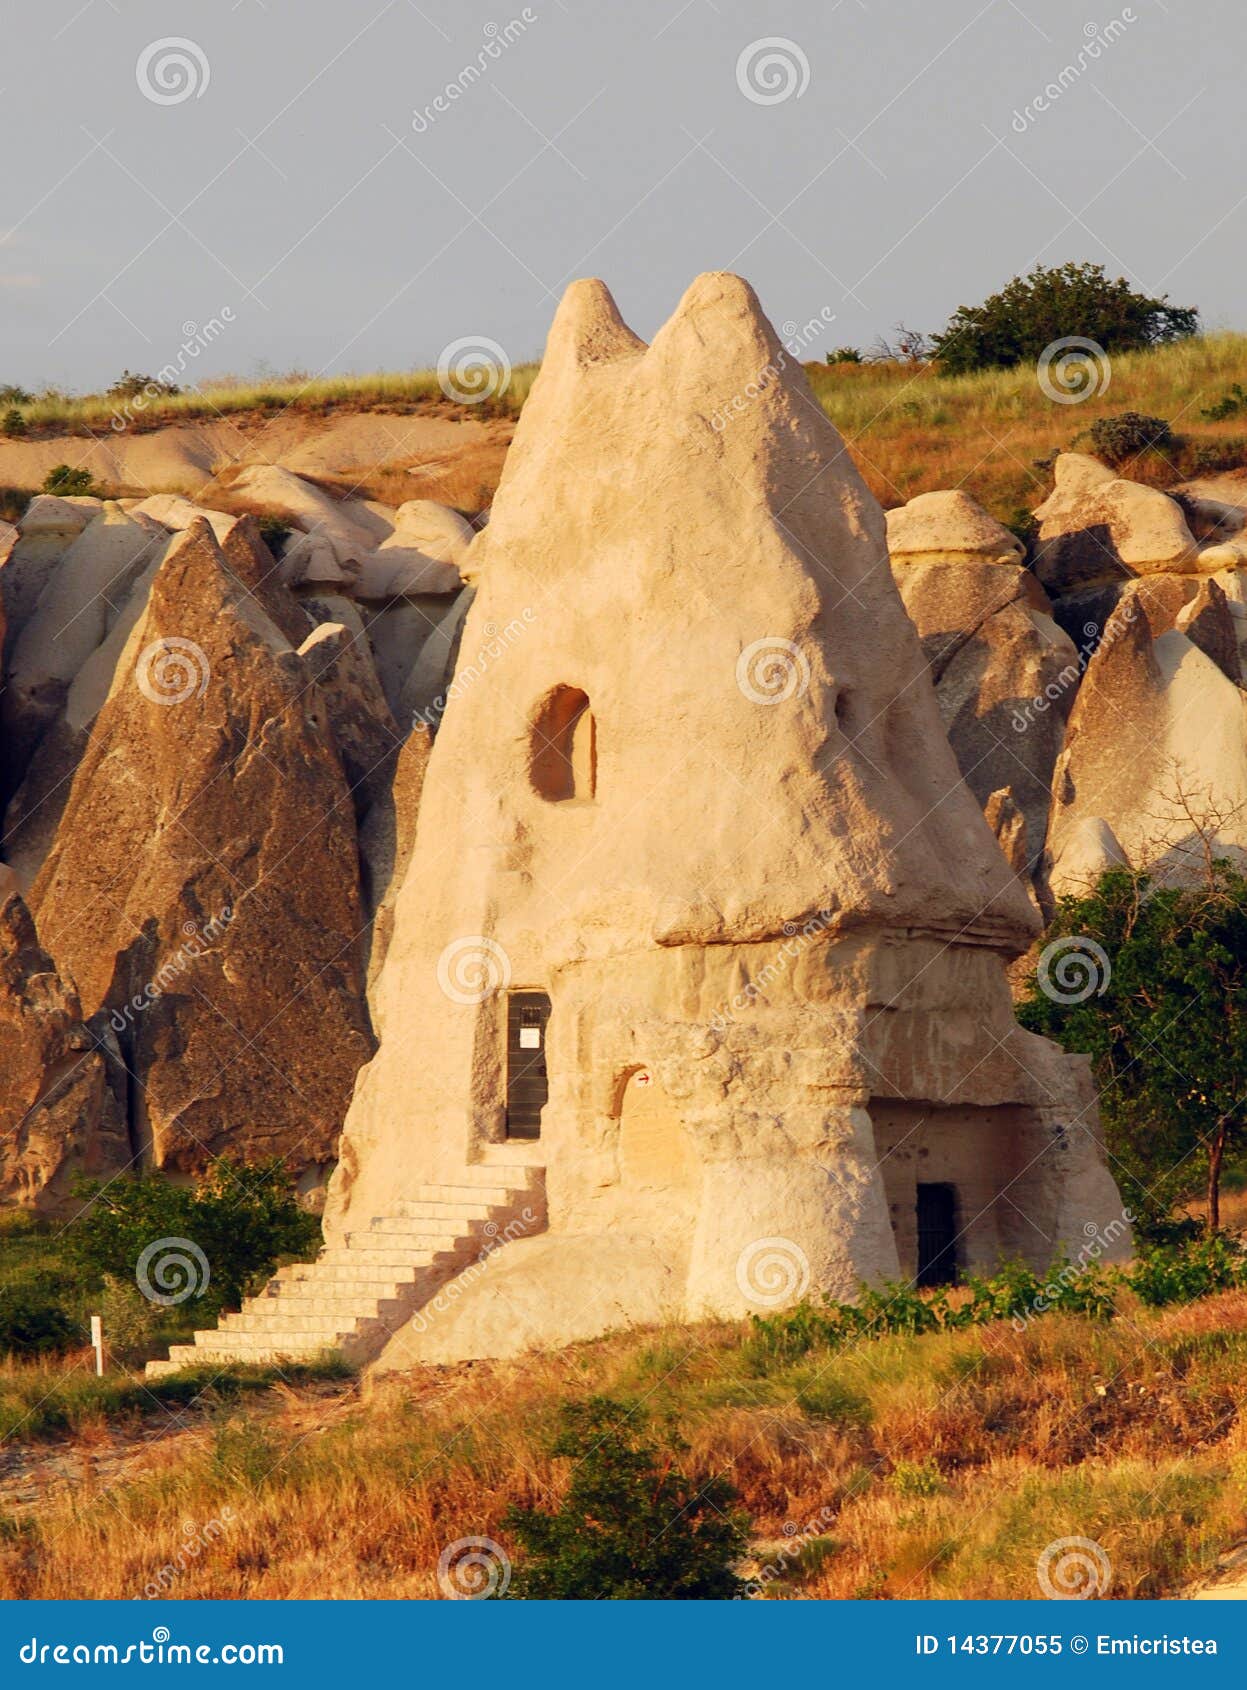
[[2, 1289, 1245, 1599], [7, 333, 1247, 522]]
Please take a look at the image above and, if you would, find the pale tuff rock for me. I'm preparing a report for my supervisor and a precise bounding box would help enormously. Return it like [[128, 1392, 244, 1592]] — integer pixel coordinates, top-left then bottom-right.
[[2, 504, 170, 796], [397, 586, 476, 726], [227, 465, 389, 577], [0, 884, 129, 1212], [1045, 594, 1247, 896], [354, 500, 471, 599], [1174, 577, 1242, 683], [322, 273, 1125, 1367], [893, 527, 1077, 877], [1046, 815, 1129, 898], [984, 786, 1030, 878], [357, 723, 433, 1008], [1034, 454, 1247, 602], [128, 494, 238, 543], [297, 616, 401, 814], [886, 489, 1024, 566], [28, 521, 375, 1178]]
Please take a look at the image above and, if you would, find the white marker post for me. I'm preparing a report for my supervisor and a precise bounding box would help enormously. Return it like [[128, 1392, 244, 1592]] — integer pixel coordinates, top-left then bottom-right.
[[89, 1314, 104, 1377]]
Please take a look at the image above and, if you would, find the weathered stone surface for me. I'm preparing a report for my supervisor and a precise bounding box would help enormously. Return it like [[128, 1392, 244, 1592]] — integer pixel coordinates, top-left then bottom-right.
[[2, 505, 169, 797], [895, 557, 1078, 873], [1045, 597, 1247, 895], [1034, 463, 1199, 593], [354, 501, 471, 598], [323, 273, 1123, 1365], [0, 886, 129, 1212], [357, 723, 433, 1010], [887, 489, 1024, 565], [28, 521, 375, 1178], [297, 613, 401, 814], [1175, 577, 1241, 683], [984, 786, 1030, 878]]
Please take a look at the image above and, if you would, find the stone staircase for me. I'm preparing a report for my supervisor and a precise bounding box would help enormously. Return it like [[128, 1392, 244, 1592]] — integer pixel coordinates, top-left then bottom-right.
[[145, 1165, 545, 1378]]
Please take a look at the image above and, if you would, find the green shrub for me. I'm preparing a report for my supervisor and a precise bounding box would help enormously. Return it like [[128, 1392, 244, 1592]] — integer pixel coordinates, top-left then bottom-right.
[[1189, 438, 1247, 475], [1201, 383, 1247, 422], [257, 516, 291, 551], [42, 463, 97, 497], [66, 1159, 320, 1318], [1127, 1236, 1247, 1308], [933, 262, 1198, 376], [503, 1398, 749, 1599], [1086, 411, 1175, 466], [106, 370, 180, 400], [0, 384, 32, 406], [0, 1285, 78, 1358], [2, 409, 26, 438], [825, 346, 863, 365]]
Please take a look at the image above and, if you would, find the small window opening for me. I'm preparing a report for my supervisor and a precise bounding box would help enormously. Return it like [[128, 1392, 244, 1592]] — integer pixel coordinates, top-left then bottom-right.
[[531, 687, 595, 802]]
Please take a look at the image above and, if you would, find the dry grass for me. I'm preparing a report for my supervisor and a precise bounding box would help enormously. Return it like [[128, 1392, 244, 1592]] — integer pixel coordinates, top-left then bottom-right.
[[805, 333, 1247, 518], [11, 334, 1247, 521], [3, 1292, 1246, 1599]]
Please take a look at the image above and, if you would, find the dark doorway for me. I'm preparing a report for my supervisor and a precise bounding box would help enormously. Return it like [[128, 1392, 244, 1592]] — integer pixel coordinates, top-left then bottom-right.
[[915, 1183, 958, 1287], [505, 992, 551, 1140]]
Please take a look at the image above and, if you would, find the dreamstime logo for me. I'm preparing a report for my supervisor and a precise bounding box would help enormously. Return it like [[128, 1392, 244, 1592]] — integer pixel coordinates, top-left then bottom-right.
[[1037, 935, 1111, 1004], [437, 336, 512, 404], [1011, 597, 1141, 734], [736, 638, 811, 706], [412, 1208, 540, 1334], [437, 1536, 512, 1599], [710, 304, 837, 431], [1009, 1208, 1134, 1332], [1010, 12, 1138, 134], [736, 1236, 811, 1308], [109, 906, 235, 1035], [136, 38, 211, 106], [141, 1512, 236, 1599], [1037, 1536, 1112, 1599], [1037, 337, 1111, 404], [136, 1237, 210, 1306], [111, 310, 236, 434], [412, 609, 537, 732], [136, 638, 211, 705], [412, 10, 538, 134], [736, 37, 810, 105], [436, 936, 513, 1005]]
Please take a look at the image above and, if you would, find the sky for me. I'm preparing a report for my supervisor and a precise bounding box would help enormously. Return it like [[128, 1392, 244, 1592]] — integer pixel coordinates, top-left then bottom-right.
[[0, 0, 1243, 392]]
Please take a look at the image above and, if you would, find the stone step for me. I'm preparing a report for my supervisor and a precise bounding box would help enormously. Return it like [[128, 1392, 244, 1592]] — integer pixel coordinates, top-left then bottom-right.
[[344, 1232, 473, 1255], [263, 1276, 419, 1302], [410, 1183, 513, 1206], [238, 1292, 406, 1321], [193, 1326, 365, 1351], [277, 1261, 426, 1287], [365, 1215, 466, 1237], [452, 1164, 541, 1188], [321, 1244, 451, 1267], [220, 1310, 384, 1336]]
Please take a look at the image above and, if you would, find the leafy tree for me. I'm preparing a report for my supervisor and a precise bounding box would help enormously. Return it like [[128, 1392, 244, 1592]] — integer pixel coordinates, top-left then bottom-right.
[[0, 383, 33, 405], [42, 463, 97, 497], [1018, 862, 1247, 1231], [933, 262, 1198, 375], [66, 1159, 319, 1317], [504, 1398, 749, 1599]]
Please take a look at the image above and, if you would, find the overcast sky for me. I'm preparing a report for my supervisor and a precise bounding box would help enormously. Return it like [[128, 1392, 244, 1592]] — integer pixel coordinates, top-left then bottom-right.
[[1, 0, 1241, 391]]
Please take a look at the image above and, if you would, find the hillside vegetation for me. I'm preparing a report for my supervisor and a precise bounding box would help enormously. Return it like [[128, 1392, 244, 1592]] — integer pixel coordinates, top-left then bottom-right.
[[5, 334, 1247, 523], [3, 1283, 1247, 1599]]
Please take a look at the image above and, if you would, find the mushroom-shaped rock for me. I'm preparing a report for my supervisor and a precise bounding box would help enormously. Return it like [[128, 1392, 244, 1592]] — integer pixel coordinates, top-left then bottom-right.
[[1047, 816, 1129, 898], [887, 489, 1024, 566], [354, 500, 472, 598], [1034, 461, 1201, 594]]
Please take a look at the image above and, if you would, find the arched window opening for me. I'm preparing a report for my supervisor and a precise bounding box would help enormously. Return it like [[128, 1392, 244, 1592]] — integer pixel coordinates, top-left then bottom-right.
[[531, 687, 596, 802]]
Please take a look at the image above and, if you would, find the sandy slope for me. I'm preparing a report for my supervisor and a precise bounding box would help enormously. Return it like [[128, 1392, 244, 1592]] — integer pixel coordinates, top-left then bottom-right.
[[0, 412, 512, 504]]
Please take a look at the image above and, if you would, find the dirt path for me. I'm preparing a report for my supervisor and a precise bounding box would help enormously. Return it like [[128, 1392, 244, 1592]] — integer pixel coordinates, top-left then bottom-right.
[[0, 1379, 356, 1517]]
